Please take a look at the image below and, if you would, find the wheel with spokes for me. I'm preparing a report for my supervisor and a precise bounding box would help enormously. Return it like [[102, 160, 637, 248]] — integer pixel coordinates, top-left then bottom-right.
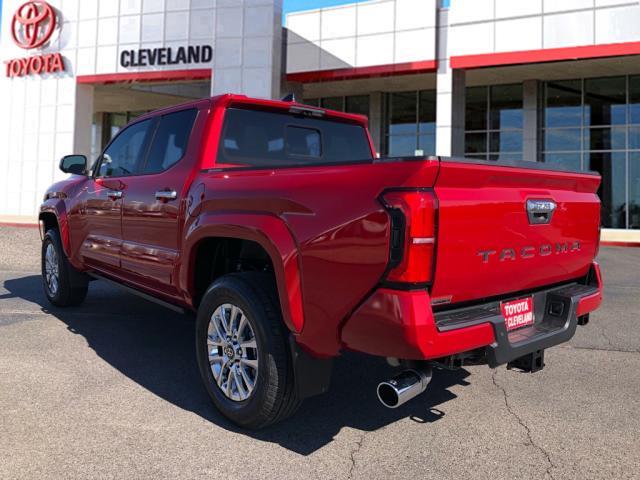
[[41, 229, 88, 307], [195, 273, 300, 429]]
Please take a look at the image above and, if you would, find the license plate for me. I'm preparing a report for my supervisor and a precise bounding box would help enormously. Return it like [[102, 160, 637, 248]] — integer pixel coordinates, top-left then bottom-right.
[[501, 296, 535, 332]]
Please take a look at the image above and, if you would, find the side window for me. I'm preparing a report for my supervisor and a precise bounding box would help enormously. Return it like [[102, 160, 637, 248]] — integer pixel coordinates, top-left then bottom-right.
[[142, 109, 198, 174], [98, 119, 154, 178]]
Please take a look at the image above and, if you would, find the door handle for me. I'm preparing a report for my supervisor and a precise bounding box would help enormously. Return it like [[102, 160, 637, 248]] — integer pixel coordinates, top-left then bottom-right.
[[107, 190, 123, 200], [155, 190, 177, 201]]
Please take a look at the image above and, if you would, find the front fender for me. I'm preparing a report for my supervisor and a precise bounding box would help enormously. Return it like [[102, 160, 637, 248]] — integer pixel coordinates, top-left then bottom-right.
[[181, 212, 304, 333], [40, 200, 71, 258]]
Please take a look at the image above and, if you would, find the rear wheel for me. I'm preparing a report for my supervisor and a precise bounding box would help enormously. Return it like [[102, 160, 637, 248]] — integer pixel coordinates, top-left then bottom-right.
[[41, 229, 88, 307], [195, 273, 300, 429]]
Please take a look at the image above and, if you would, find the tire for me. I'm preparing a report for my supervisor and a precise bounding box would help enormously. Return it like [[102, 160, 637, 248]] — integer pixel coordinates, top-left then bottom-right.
[[41, 229, 88, 307], [195, 272, 301, 429]]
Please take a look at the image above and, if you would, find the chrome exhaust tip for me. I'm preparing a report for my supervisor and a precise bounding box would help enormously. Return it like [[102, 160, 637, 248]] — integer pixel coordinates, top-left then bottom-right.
[[377, 367, 432, 409]]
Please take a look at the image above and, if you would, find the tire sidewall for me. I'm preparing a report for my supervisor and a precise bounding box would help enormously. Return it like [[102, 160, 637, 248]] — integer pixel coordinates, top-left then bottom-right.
[[41, 230, 64, 304], [195, 276, 285, 427]]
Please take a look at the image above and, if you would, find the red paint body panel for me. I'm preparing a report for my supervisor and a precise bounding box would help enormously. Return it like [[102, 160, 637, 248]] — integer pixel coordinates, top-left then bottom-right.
[[577, 262, 603, 317], [431, 161, 602, 304], [39, 94, 604, 362], [341, 288, 496, 360]]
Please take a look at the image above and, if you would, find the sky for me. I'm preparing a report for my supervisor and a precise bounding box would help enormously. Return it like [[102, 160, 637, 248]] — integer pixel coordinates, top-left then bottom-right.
[[283, 0, 369, 15]]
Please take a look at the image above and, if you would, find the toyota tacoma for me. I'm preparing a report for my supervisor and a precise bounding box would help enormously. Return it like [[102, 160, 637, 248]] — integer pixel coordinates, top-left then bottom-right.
[[39, 94, 603, 428]]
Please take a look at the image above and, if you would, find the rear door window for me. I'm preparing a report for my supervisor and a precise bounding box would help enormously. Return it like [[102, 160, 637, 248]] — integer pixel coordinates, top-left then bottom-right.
[[142, 109, 198, 174], [216, 107, 373, 168]]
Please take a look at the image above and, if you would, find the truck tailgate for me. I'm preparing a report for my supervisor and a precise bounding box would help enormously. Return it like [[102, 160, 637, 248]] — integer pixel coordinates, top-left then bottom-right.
[[430, 159, 601, 306]]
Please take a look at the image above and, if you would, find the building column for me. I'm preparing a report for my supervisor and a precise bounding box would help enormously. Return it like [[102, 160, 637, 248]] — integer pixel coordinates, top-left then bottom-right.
[[369, 92, 383, 154], [523, 80, 539, 162], [435, 8, 465, 157], [73, 84, 94, 158]]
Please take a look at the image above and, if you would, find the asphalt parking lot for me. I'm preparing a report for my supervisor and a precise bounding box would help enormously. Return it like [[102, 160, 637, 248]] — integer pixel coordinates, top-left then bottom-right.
[[0, 226, 639, 479]]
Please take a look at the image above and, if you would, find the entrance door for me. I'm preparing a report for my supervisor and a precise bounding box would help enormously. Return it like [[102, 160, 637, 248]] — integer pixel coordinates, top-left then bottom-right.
[[119, 107, 200, 297], [77, 117, 156, 273]]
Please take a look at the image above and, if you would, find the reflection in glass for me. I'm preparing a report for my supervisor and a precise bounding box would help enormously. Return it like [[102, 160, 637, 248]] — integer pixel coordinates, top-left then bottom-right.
[[585, 127, 626, 151], [388, 92, 417, 136], [465, 86, 487, 131], [465, 132, 487, 154], [542, 153, 581, 171], [419, 90, 436, 134], [629, 153, 640, 229], [345, 95, 370, 117], [490, 131, 523, 153], [584, 77, 626, 126], [388, 135, 418, 157], [545, 128, 581, 152], [545, 80, 582, 128], [589, 152, 626, 228], [490, 84, 523, 130]]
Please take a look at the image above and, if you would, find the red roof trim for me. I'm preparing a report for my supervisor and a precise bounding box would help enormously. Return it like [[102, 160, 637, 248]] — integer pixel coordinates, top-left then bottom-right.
[[76, 69, 212, 85], [450, 42, 640, 69], [286, 60, 437, 83]]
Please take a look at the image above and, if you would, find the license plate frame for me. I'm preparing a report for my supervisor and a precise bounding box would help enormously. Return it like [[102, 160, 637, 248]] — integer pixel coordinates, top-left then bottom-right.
[[500, 296, 535, 332]]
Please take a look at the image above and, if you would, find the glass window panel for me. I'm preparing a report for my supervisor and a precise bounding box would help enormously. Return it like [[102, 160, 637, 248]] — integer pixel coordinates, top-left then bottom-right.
[[321, 97, 344, 111], [465, 86, 487, 131], [304, 98, 320, 107], [489, 130, 522, 153], [388, 135, 419, 156], [387, 92, 417, 136], [544, 128, 581, 152], [584, 77, 626, 126], [466, 154, 488, 160], [489, 153, 523, 162], [585, 127, 626, 151], [629, 153, 640, 229], [143, 109, 198, 174], [589, 152, 627, 228], [490, 84, 523, 130], [545, 80, 582, 128], [418, 134, 436, 155], [629, 76, 640, 125], [629, 126, 640, 150], [345, 95, 370, 117], [465, 132, 487, 154], [99, 119, 154, 178], [418, 90, 436, 134], [543, 153, 582, 171]]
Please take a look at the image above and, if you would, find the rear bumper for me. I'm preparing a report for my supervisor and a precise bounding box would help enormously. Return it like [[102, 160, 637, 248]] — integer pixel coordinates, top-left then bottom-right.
[[341, 262, 603, 364]]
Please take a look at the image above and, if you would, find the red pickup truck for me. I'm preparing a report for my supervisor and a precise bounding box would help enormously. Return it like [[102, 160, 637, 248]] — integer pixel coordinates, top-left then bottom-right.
[[40, 94, 603, 428]]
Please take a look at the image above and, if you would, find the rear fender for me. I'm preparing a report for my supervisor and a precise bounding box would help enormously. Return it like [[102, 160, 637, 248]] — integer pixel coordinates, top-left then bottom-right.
[[182, 212, 304, 333]]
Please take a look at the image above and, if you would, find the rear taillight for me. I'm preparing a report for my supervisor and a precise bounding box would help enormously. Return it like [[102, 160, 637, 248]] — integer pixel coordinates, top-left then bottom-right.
[[380, 189, 437, 287]]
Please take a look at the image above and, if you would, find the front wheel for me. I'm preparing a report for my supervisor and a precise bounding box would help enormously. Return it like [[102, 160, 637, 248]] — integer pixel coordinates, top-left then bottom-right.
[[41, 229, 88, 307], [195, 273, 300, 429]]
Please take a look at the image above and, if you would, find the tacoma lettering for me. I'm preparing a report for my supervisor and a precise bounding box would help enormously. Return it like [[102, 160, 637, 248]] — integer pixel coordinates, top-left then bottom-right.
[[478, 241, 581, 264]]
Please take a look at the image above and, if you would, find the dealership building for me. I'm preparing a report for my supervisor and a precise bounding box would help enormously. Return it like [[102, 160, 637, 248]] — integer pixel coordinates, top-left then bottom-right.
[[1, 0, 640, 241]]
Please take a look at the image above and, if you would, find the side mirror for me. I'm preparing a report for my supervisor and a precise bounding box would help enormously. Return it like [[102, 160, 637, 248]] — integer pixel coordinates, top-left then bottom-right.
[[59, 155, 87, 175]]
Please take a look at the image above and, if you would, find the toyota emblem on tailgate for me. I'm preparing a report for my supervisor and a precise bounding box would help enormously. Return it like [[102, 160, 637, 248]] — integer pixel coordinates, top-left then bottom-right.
[[526, 199, 556, 225]]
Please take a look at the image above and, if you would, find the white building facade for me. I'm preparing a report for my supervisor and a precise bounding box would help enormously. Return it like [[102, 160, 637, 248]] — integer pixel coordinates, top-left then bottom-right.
[[2, 0, 640, 240]]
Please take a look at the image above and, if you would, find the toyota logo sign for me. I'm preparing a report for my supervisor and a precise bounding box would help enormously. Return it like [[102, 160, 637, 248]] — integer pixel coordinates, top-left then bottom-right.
[[11, 1, 57, 50]]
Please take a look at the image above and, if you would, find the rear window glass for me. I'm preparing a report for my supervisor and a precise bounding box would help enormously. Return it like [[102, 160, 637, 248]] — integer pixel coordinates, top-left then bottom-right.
[[216, 108, 373, 168]]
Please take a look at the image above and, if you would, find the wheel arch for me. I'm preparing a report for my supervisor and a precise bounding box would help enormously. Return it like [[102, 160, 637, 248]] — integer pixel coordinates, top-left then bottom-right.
[[39, 201, 70, 257], [182, 212, 304, 334]]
